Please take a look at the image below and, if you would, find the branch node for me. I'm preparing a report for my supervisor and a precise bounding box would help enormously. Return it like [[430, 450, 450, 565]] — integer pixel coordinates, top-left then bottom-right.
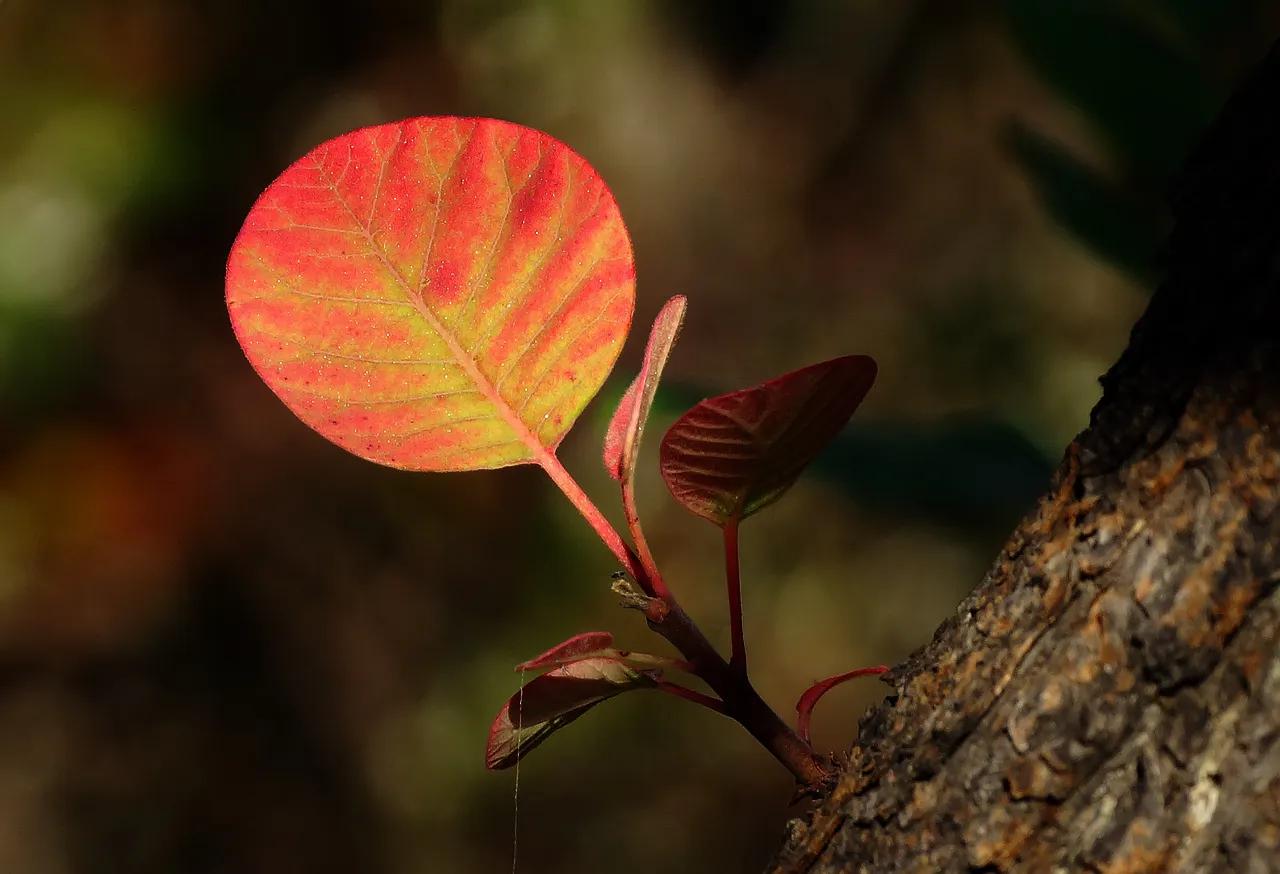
[[611, 572, 669, 623]]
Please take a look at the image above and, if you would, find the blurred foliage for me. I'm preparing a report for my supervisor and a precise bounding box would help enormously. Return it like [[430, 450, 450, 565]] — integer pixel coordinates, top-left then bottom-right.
[[1007, 0, 1218, 180], [0, 92, 174, 411], [1005, 0, 1273, 283], [816, 419, 1051, 536], [1, 2, 1277, 873], [1007, 125, 1167, 284]]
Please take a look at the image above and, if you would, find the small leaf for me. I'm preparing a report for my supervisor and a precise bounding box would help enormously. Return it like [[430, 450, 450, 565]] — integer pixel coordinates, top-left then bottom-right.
[[226, 117, 635, 473], [603, 295, 687, 482], [515, 631, 615, 671], [602, 381, 637, 479], [659, 355, 876, 526], [515, 631, 691, 674], [795, 665, 888, 744], [485, 657, 656, 770]]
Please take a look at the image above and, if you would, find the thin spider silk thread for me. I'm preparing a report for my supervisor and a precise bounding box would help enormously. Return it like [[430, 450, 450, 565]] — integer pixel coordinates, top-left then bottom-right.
[[512, 667, 526, 874]]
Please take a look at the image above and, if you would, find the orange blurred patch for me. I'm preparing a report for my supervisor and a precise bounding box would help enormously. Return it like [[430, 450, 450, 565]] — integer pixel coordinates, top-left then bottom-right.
[[0, 424, 211, 659]]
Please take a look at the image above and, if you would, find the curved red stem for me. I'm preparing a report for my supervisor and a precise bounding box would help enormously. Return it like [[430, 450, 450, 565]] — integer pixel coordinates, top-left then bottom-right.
[[655, 680, 728, 715], [723, 519, 745, 674], [796, 665, 889, 744]]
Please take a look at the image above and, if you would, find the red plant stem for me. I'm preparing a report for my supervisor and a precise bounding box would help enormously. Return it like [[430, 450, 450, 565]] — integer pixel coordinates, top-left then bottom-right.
[[537, 452, 651, 590], [535, 452, 831, 788], [659, 599, 830, 785], [796, 665, 890, 744], [723, 519, 746, 675], [621, 478, 672, 601], [654, 680, 728, 715]]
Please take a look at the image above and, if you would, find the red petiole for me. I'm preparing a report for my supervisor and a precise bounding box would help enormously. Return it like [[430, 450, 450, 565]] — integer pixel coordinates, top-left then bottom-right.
[[655, 680, 728, 715], [723, 518, 746, 675], [795, 665, 890, 744], [621, 474, 670, 603], [537, 452, 832, 788]]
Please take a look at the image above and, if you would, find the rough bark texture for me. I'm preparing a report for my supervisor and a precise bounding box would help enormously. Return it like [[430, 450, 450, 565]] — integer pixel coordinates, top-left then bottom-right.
[[769, 45, 1280, 874]]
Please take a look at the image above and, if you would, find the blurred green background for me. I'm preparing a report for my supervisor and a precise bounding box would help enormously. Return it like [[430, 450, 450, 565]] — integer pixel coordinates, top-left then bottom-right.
[[1, 2, 1275, 872]]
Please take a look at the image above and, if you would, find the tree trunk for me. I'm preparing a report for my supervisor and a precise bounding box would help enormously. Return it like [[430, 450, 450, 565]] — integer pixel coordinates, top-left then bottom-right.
[[769, 44, 1280, 874]]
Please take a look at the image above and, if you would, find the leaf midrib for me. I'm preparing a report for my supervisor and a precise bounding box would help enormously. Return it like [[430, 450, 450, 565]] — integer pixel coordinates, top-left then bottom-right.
[[313, 138, 558, 468]]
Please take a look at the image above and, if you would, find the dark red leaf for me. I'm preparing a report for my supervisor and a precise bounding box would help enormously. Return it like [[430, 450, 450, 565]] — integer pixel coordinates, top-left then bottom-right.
[[485, 657, 656, 769], [659, 355, 877, 526]]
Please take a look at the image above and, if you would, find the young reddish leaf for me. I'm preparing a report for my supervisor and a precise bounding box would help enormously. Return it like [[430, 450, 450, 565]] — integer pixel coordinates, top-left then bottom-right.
[[515, 631, 692, 673], [485, 657, 656, 769], [603, 295, 687, 482], [602, 381, 637, 479], [226, 117, 635, 472], [795, 665, 888, 744], [659, 355, 877, 526], [515, 631, 615, 671]]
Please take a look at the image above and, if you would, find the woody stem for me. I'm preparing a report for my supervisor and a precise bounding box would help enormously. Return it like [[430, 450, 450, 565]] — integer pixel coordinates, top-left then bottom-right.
[[535, 453, 831, 788]]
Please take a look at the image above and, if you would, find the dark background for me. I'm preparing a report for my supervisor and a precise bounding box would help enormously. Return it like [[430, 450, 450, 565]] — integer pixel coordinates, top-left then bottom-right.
[[1, 2, 1276, 872]]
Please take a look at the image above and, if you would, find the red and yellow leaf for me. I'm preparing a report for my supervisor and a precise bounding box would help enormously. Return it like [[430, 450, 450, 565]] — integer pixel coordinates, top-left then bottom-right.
[[659, 355, 877, 526], [226, 117, 635, 472], [485, 656, 656, 770], [514, 631, 692, 673], [603, 295, 687, 482], [515, 631, 615, 671]]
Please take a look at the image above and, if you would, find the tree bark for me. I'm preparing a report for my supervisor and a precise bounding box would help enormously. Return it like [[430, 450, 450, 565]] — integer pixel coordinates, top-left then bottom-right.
[[769, 44, 1280, 874]]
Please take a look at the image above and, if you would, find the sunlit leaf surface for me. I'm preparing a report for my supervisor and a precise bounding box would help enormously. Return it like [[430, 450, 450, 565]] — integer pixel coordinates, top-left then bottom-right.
[[226, 117, 635, 471]]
